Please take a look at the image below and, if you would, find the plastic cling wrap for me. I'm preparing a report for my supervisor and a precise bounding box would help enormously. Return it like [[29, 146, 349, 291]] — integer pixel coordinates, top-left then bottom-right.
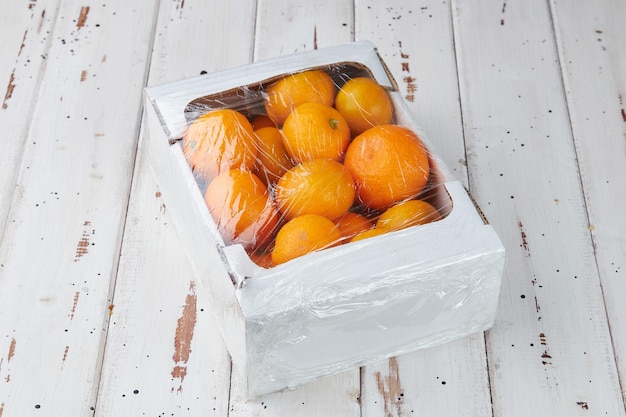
[[178, 62, 454, 270], [144, 42, 505, 397]]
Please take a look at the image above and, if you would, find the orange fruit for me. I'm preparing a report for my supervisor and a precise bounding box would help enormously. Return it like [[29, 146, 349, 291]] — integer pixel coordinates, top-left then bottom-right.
[[335, 77, 393, 135], [263, 69, 336, 126], [377, 199, 441, 231], [344, 125, 430, 210], [274, 159, 355, 221], [182, 109, 258, 180], [251, 114, 276, 130], [281, 102, 351, 163], [204, 169, 278, 250], [252, 127, 293, 186], [350, 228, 388, 243], [271, 214, 342, 265], [335, 212, 374, 241]]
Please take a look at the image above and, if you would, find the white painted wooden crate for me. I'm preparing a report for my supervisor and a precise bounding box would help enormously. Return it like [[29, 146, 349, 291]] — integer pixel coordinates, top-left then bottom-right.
[[143, 42, 505, 397]]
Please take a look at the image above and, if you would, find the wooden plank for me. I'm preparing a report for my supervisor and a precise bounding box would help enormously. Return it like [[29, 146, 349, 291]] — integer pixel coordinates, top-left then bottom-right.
[[550, 0, 626, 401], [361, 337, 492, 417], [0, 1, 158, 416], [0, 1, 60, 239], [227, 0, 361, 415], [93, 0, 257, 416], [355, 2, 492, 416], [253, 0, 354, 60], [451, 0, 625, 415], [93, 193, 232, 416]]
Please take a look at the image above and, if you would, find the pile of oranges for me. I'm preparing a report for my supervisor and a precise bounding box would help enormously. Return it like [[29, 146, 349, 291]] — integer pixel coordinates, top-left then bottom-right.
[[182, 68, 442, 268]]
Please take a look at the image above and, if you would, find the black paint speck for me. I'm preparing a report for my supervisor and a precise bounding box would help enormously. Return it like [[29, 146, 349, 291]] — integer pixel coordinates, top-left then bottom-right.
[[35, 404, 41, 409], [200, 70, 207, 75], [133, 389, 139, 394], [520, 294, 526, 299]]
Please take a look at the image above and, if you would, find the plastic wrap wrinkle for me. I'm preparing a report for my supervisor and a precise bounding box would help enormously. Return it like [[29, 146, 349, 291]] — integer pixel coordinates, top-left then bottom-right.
[[239, 194, 490, 318], [242, 229, 503, 393], [243, 246, 501, 325]]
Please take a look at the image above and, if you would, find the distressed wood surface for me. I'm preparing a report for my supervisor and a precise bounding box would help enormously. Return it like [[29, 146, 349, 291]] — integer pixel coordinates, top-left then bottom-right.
[[1, 1, 625, 416], [94, 1, 254, 416], [453, 0, 625, 415], [0, 1, 159, 416], [0, 0, 60, 240], [550, 0, 626, 398]]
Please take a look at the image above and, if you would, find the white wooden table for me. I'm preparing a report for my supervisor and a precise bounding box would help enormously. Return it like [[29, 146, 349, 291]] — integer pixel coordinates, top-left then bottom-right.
[[1, 1, 625, 416]]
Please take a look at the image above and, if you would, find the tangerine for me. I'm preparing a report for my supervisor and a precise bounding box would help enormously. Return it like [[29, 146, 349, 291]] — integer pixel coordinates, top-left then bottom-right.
[[271, 214, 342, 265], [335, 212, 374, 241], [344, 125, 430, 210], [281, 102, 351, 163], [182, 109, 258, 180], [274, 159, 355, 221], [335, 77, 393, 135], [251, 114, 276, 130], [204, 169, 278, 250], [377, 199, 441, 231], [350, 228, 388, 243], [264, 69, 336, 126], [252, 127, 293, 186]]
